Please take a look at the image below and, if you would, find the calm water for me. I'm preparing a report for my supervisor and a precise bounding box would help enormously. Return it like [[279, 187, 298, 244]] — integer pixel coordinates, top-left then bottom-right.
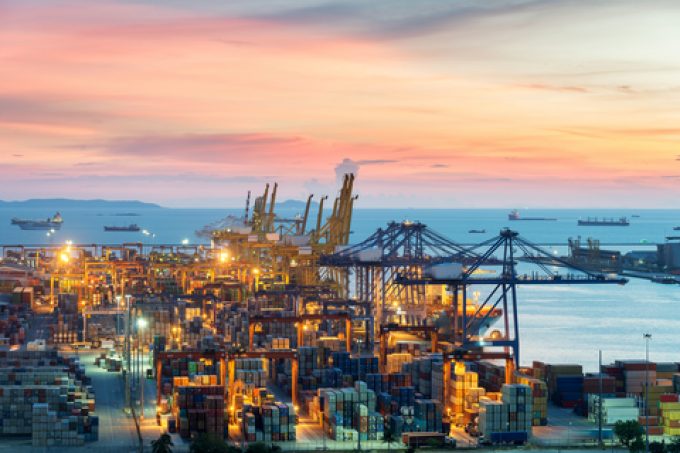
[[1, 207, 679, 371]]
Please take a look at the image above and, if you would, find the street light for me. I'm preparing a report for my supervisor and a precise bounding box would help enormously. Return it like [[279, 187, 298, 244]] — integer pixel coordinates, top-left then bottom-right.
[[115, 296, 122, 337], [137, 317, 147, 420], [644, 333, 652, 453]]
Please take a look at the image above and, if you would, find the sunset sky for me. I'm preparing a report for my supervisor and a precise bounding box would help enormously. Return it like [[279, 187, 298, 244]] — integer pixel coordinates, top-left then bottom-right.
[[2, 0, 680, 208]]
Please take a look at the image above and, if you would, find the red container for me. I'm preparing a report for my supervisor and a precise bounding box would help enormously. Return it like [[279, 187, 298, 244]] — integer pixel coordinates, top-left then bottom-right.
[[660, 394, 679, 403]]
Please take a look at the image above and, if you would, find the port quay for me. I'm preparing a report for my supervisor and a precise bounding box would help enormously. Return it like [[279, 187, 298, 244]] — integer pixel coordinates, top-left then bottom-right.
[[0, 177, 678, 453]]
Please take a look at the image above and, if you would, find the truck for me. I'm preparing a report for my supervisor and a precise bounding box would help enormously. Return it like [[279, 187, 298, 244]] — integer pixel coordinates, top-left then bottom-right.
[[480, 431, 529, 445], [402, 432, 454, 448]]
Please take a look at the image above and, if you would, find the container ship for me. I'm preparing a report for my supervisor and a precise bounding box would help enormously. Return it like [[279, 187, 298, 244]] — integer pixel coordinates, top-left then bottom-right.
[[11, 212, 63, 230], [103, 224, 141, 232], [577, 217, 629, 226], [508, 210, 556, 221]]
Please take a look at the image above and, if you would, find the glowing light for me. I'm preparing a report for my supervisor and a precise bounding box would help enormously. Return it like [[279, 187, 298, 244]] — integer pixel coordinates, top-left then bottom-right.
[[219, 251, 229, 263], [253, 268, 260, 275], [59, 252, 70, 263], [181, 238, 189, 245], [137, 318, 148, 329]]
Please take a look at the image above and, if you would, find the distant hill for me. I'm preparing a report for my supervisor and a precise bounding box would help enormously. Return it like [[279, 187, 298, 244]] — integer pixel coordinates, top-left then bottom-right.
[[276, 199, 319, 209], [0, 199, 162, 209]]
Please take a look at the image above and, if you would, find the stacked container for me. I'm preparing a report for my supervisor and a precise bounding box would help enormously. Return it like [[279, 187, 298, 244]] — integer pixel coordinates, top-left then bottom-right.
[[242, 402, 296, 442], [173, 385, 225, 439], [660, 396, 680, 436], [587, 395, 638, 425], [414, 399, 443, 432], [515, 373, 548, 426], [478, 383, 532, 441], [386, 353, 412, 374]]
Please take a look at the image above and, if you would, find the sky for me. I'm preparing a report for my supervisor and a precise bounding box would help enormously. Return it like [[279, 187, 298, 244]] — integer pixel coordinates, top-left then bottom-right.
[[1, 0, 680, 208]]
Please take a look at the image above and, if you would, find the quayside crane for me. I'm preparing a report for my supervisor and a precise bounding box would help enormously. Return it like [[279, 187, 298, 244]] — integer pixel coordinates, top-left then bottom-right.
[[396, 228, 628, 381]]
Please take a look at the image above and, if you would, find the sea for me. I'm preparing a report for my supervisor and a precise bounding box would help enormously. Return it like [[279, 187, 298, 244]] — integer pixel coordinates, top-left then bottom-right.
[[1, 206, 679, 372]]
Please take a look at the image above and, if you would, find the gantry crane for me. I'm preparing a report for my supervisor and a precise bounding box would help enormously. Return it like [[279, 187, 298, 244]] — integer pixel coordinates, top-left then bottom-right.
[[248, 312, 352, 352], [396, 228, 628, 379], [378, 322, 439, 372]]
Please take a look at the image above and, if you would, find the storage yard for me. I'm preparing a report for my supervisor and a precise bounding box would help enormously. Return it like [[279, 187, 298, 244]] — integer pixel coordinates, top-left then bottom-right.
[[0, 176, 679, 451]]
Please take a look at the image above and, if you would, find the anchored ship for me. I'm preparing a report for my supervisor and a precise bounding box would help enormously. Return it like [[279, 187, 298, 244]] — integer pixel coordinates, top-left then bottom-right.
[[11, 212, 63, 230], [577, 217, 629, 226], [508, 210, 557, 221], [104, 224, 141, 232]]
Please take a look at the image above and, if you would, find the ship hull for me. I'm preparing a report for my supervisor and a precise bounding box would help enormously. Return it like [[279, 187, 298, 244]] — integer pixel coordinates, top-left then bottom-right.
[[18, 222, 62, 230], [577, 221, 629, 226]]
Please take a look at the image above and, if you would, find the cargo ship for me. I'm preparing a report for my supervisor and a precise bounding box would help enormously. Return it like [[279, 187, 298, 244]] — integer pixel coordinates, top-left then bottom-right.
[[11, 212, 63, 230], [673, 226, 680, 231], [577, 217, 629, 226], [104, 224, 140, 232], [508, 210, 557, 221]]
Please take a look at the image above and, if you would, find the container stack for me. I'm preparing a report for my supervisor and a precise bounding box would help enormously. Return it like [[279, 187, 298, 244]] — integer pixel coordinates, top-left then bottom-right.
[[365, 373, 389, 394], [173, 385, 225, 439], [583, 373, 617, 397], [414, 399, 443, 432], [319, 382, 381, 441], [538, 364, 583, 407], [660, 396, 680, 437], [386, 353, 412, 374], [158, 356, 220, 398], [449, 363, 485, 424], [587, 395, 638, 425], [477, 361, 505, 392], [330, 352, 380, 381], [478, 384, 532, 440], [222, 307, 249, 346], [242, 402, 296, 442], [271, 337, 290, 350], [311, 368, 343, 389], [235, 358, 267, 399], [515, 373, 548, 426], [31, 403, 96, 447], [299, 347, 320, 381], [618, 361, 657, 395], [406, 356, 441, 398], [646, 380, 675, 416]]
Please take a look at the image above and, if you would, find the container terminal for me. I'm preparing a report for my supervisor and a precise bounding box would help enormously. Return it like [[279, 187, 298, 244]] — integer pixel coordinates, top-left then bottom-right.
[[0, 174, 679, 452]]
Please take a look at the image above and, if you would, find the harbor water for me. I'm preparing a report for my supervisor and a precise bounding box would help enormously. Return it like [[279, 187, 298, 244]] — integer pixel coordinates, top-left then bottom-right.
[[1, 207, 679, 371]]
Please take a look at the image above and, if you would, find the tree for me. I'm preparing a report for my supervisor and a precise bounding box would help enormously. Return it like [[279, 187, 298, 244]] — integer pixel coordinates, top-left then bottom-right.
[[190, 434, 231, 453], [614, 420, 644, 447], [649, 440, 665, 453], [667, 437, 680, 453], [244, 443, 281, 453], [151, 433, 174, 453], [383, 423, 396, 453], [629, 437, 645, 453]]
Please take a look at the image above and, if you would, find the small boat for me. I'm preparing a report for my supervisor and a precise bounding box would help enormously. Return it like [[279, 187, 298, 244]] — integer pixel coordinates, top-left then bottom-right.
[[508, 210, 557, 221], [631, 215, 640, 218], [651, 276, 678, 285], [468, 229, 486, 234], [577, 217, 629, 226], [12, 212, 63, 230], [104, 224, 141, 232], [674, 226, 680, 231]]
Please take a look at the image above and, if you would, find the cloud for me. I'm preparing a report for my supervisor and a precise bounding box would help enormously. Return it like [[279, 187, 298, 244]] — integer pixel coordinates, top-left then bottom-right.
[[431, 164, 449, 168], [334, 158, 360, 182], [334, 157, 397, 182], [516, 83, 589, 93], [102, 133, 305, 161]]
